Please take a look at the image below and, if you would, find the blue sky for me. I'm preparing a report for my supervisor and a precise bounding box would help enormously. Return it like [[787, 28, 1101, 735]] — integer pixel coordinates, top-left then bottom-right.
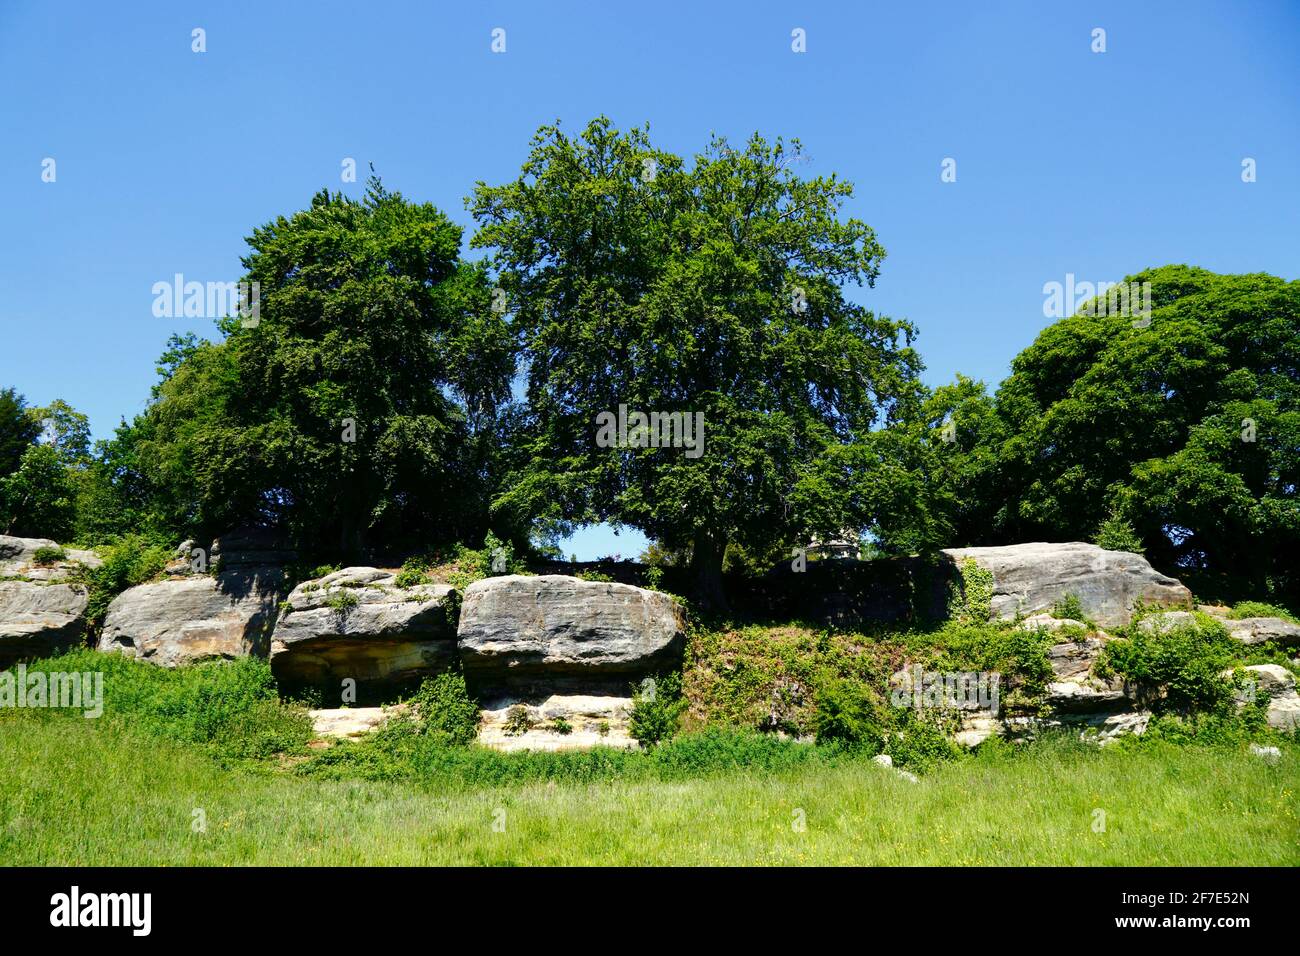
[[2, 0, 1298, 559]]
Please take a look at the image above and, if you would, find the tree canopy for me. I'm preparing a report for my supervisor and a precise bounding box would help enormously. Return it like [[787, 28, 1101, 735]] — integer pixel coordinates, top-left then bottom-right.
[[470, 117, 924, 603], [93, 179, 514, 559], [929, 265, 1299, 601]]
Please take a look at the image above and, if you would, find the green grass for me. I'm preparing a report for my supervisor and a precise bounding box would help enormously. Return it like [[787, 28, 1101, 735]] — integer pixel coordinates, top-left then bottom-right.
[[2, 718, 1295, 865]]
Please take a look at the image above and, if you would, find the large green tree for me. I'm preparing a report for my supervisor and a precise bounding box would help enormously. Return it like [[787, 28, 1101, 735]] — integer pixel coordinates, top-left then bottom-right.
[[929, 265, 1299, 601], [471, 118, 924, 604], [112, 179, 514, 558], [0, 387, 40, 479]]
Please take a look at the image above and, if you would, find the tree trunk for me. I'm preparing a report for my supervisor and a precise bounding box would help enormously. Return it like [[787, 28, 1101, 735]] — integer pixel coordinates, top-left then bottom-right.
[[690, 531, 730, 611]]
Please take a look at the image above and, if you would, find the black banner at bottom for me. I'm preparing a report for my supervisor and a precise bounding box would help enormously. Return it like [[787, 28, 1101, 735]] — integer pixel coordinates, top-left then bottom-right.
[[0, 866, 1285, 941]]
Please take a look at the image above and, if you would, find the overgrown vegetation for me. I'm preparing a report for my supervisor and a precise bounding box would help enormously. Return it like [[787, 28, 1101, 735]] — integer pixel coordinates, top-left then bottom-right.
[[68, 533, 172, 629], [407, 670, 480, 745], [628, 672, 686, 747]]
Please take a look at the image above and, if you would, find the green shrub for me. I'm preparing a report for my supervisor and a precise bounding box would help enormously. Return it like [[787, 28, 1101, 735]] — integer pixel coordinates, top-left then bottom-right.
[[394, 566, 429, 588], [629, 672, 685, 747], [883, 708, 962, 771], [576, 570, 614, 583], [407, 671, 480, 745], [32, 545, 67, 566], [503, 705, 535, 737], [813, 678, 882, 748], [1229, 601, 1298, 623], [17, 650, 312, 762], [70, 534, 171, 629], [552, 716, 573, 735], [1051, 593, 1087, 622], [1094, 515, 1144, 554], [1102, 619, 1237, 714], [325, 589, 359, 615]]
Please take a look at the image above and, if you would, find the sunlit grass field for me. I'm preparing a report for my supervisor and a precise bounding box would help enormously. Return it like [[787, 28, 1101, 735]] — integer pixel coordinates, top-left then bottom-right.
[[3, 716, 1295, 866]]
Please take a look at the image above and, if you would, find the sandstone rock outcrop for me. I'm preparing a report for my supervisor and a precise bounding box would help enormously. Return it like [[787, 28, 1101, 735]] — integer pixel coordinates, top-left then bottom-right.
[[457, 575, 686, 689], [0, 536, 99, 666], [270, 568, 458, 696], [478, 693, 637, 752], [98, 569, 283, 666], [1229, 663, 1300, 731], [1222, 617, 1300, 648], [0, 581, 90, 667], [309, 706, 395, 738], [943, 542, 1191, 629], [0, 535, 101, 581]]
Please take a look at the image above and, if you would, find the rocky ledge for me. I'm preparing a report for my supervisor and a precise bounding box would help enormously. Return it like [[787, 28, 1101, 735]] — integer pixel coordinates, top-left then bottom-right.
[[457, 574, 687, 690], [270, 567, 458, 698], [944, 542, 1192, 629]]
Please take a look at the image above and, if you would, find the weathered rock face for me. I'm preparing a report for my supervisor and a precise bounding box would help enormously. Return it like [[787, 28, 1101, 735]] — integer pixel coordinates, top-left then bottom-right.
[[1229, 664, 1300, 731], [0, 534, 101, 582], [309, 706, 395, 739], [943, 542, 1191, 629], [270, 568, 458, 697], [478, 693, 637, 752], [458, 575, 686, 689], [1223, 617, 1300, 648], [0, 581, 90, 666], [0, 536, 99, 666], [98, 570, 283, 667]]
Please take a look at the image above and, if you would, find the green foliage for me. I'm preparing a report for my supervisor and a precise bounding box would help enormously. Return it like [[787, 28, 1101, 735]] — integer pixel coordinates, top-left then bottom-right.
[[551, 717, 573, 735], [70, 533, 171, 629], [27, 399, 92, 466], [645, 565, 665, 591], [576, 570, 614, 582], [1102, 618, 1238, 714], [298, 724, 847, 790], [955, 558, 994, 622], [471, 117, 924, 602], [0, 444, 77, 539], [393, 561, 430, 589], [883, 708, 963, 772], [812, 678, 882, 747], [102, 180, 514, 560], [1051, 593, 1087, 622], [16, 650, 311, 762], [1229, 601, 1298, 623], [324, 589, 359, 615], [926, 266, 1300, 604], [31, 545, 66, 566], [1094, 514, 1145, 554], [503, 704, 535, 737], [407, 671, 480, 745], [629, 672, 686, 747], [0, 387, 40, 479]]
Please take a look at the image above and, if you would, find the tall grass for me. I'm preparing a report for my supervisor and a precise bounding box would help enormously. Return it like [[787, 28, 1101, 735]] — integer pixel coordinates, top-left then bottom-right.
[[2, 719, 1294, 865]]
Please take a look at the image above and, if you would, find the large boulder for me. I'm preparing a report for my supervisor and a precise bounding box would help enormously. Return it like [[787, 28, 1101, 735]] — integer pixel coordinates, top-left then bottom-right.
[[270, 568, 458, 697], [942, 542, 1191, 629], [0, 580, 89, 666], [1223, 617, 1300, 649], [98, 569, 283, 666], [0, 534, 101, 583], [457, 575, 686, 689]]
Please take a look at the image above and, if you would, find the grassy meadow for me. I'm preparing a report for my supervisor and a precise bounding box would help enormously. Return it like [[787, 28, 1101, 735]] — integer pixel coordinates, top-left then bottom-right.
[[2, 705, 1297, 866]]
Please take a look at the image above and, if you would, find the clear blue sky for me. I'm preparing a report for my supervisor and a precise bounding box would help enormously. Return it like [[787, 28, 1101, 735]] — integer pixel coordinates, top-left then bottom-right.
[[3, 1, 1298, 559]]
